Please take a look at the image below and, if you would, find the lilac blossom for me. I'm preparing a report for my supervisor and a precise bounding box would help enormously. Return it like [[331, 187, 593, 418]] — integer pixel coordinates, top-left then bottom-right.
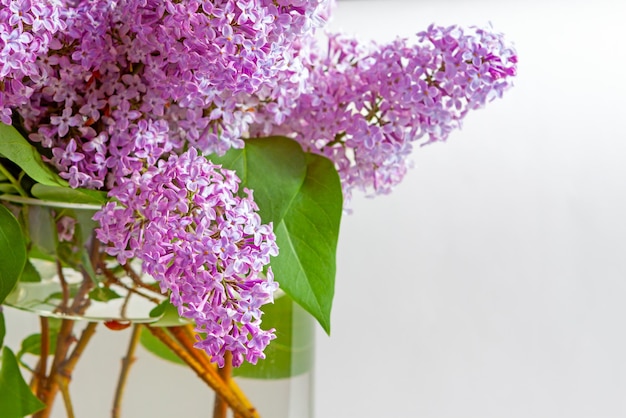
[[0, 0, 65, 122], [93, 149, 279, 367], [5, 0, 331, 190], [253, 24, 518, 201]]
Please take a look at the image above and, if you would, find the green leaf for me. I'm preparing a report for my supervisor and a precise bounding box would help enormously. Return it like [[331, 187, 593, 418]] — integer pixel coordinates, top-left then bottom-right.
[[0, 204, 27, 304], [30, 184, 107, 205], [0, 347, 46, 417], [0, 123, 67, 187], [148, 300, 188, 327], [17, 333, 58, 358], [88, 286, 122, 302], [139, 327, 185, 365], [27, 206, 56, 259], [208, 136, 307, 223], [0, 184, 17, 194], [0, 311, 5, 349], [209, 137, 342, 333], [20, 259, 41, 283], [233, 294, 314, 379], [271, 154, 342, 334], [16, 320, 61, 361]]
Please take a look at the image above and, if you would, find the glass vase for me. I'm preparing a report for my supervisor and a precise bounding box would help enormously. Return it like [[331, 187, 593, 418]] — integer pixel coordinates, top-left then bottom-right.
[[2, 198, 316, 418], [234, 294, 315, 418]]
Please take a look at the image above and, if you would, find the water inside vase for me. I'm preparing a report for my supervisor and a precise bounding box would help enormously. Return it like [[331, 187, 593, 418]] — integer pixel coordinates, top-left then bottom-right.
[[4, 259, 164, 323]]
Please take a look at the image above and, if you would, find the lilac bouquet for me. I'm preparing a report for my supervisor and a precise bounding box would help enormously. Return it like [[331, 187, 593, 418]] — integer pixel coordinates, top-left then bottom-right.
[[0, 1, 517, 417]]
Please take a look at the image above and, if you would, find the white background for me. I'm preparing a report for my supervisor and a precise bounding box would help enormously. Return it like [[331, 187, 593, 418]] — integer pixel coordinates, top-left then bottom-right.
[[4, 0, 626, 417]]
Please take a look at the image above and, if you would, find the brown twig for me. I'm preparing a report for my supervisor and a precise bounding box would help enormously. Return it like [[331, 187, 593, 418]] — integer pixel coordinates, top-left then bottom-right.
[[33, 319, 75, 418], [169, 326, 213, 370], [33, 232, 102, 417], [63, 322, 98, 372], [32, 322, 98, 418], [101, 267, 162, 304], [30, 316, 50, 394], [120, 288, 132, 319], [111, 324, 142, 418], [55, 260, 70, 314], [55, 374, 76, 418], [213, 351, 233, 418], [122, 263, 160, 292], [146, 326, 259, 418], [172, 325, 256, 418], [174, 324, 255, 418]]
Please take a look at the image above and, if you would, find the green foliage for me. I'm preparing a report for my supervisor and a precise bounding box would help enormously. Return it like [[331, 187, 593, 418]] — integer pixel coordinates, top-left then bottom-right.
[[30, 184, 107, 205], [0, 347, 46, 417], [17, 333, 58, 358], [17, 319, 61, 361], [270, 154, 342, 334], [209, 136, 307, 222], [0, 123, 67, 187], [20, 260, 42, 283], [0, 184, 17, 194], [88, 286, 122, 302], [138, 327, 185, 366], [26, 205, 56, 260], [148, 300, 189, 327], [209, 137, 342, 334], [0, 311, 5, 349], [0, 205, 27, 304], [233, 294, 314, 379]]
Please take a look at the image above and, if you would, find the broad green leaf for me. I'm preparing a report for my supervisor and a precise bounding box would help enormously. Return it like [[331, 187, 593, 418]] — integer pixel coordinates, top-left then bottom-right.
[[271, 154, 342, 334], [20, 260, 41, 283], [74, 207, 99, 247], [17, 333, 58, 358], [88, 286, 122, 302], [0, 347, 46, 417], [233, 294, 314, 379], [27, 206, 56, 259], [16, 320, 62, 362], [30, 184, 107, 205], [0, 184, 17, 194], [139, 327, 185, 365], [208, 136, 307, 223], [0, 123, 67, 187], [210, 137, 342, 333], [0, 311, 5, 349], [148, 300, 188, 327], [0, 205, 27, 304], [46, 284, 80, 302]]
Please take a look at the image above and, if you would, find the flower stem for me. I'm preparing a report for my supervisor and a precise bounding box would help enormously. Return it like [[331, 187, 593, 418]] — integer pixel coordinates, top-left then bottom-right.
[[55, 373, 76, 418], [33, 322, 98, 418], [101, 267, 162, 304], [63, 322, 98, 371], [0, 162, 28, 197], [55, 260, 70, 314], [213, 351, 233, 418], [30, 316, 50, 394], [33, 319, 75, 418], [112, 324, 142, 418], [172, 325, 256, 418], [173, 324, 255, 418], [146, 326, 259, 418]]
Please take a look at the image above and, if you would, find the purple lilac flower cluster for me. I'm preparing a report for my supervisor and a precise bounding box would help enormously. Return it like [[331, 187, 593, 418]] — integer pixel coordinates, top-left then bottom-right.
[[94, 149, 279, 366], [255, 24, 518, 199], [0, 0, 65, 123], [7, 0, 330, 190], [0, 0, 331, 366]]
